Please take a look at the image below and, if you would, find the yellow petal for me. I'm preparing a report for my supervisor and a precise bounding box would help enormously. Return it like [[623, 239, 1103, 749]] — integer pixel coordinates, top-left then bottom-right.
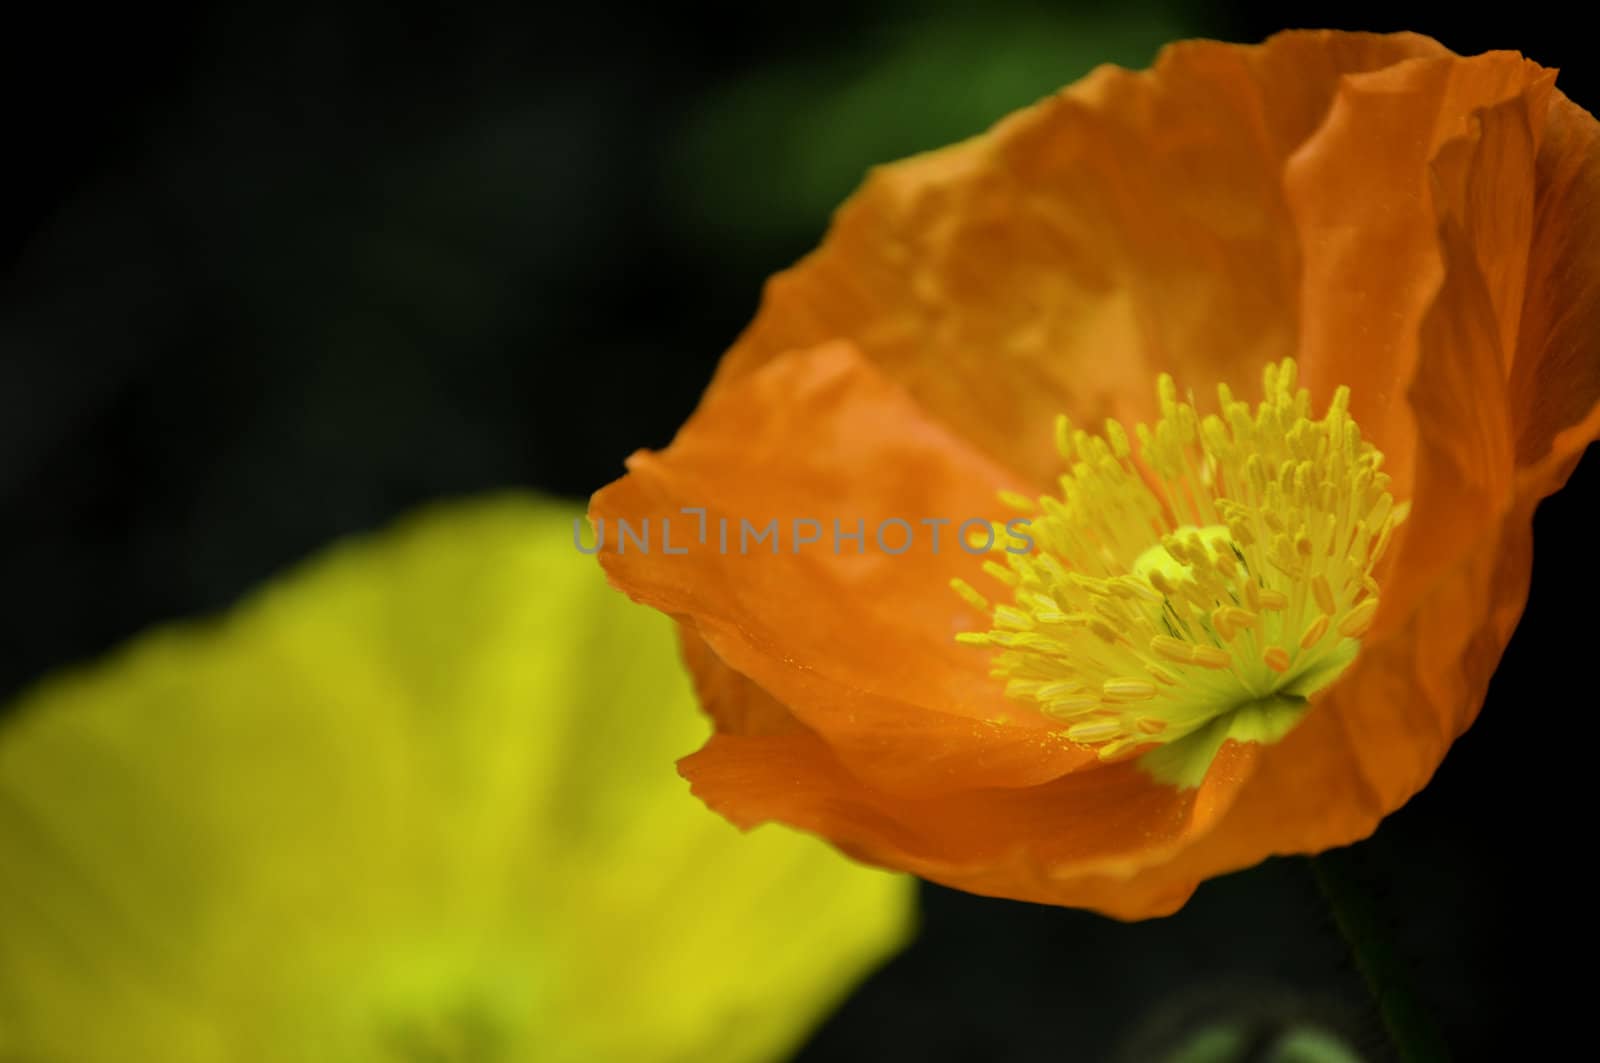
[[0, 493, 914, 1063]]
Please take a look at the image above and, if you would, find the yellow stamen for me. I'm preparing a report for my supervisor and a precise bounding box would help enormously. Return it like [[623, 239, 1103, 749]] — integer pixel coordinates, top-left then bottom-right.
[[1338, 597, 1381, 638], [954, 358, 1405, 788], [950, 578, 990, 612], [998, 489, 1037, 512], [1102, 678, 1158, 702], [1299, 614, 1330, 649], [1149, 635, 1196, 663]]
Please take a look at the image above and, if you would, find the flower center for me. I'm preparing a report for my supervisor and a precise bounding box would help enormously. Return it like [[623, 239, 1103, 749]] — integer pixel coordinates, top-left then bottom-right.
[[952, 359, 1407, 787]]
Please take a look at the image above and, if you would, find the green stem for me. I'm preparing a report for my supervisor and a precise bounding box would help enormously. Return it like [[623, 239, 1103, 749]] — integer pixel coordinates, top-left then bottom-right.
[[1309, 850, 1452, 1063]]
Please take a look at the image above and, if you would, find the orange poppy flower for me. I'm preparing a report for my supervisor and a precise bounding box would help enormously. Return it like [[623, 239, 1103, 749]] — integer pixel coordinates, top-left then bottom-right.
[[589, 30, 1600, 918]]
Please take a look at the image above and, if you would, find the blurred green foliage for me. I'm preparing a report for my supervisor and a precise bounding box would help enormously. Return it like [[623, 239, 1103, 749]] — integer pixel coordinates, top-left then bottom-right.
[[1166, 1024, 1364, 1063], [666, 3, 1194, 256]]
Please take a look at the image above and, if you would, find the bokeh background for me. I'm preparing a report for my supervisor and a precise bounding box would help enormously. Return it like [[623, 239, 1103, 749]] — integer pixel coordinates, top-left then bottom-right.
[[3, 2, 1588, 1059]]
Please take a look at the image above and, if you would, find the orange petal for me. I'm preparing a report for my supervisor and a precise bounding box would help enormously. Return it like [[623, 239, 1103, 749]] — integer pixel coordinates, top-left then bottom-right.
[[1115, 54, 1600, 889], [591, 342, 1098, 797], [677, 644, 1259, 920], [710, 31, 1448, 484], [1287, 49, 1552, 506], [1507, 91, 1600, 499], [1094, 488, 1536, 905], [676, 623, 804, 738]]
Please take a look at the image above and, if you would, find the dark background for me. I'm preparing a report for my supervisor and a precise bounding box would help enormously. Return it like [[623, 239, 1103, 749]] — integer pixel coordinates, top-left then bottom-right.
[[2, 3, 1587, 1060]]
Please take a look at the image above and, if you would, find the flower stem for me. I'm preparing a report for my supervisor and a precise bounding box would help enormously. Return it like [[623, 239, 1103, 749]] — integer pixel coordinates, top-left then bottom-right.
[[1309, 850, 1452, 1063]]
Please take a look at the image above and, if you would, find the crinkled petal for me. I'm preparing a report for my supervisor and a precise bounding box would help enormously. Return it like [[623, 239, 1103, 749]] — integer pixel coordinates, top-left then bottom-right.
[[1108, 51, 1600, 888], [711, 31, 1449, 484], [677, 638, 1257, 920], [1286, 49, 1550, 508], [593, 343, 1098, 797], [1507, 92, 1600, 496]]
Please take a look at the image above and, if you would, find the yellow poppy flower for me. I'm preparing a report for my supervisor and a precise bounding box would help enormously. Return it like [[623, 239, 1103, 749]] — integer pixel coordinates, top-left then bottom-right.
[[0, 494, 914, 1062]]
